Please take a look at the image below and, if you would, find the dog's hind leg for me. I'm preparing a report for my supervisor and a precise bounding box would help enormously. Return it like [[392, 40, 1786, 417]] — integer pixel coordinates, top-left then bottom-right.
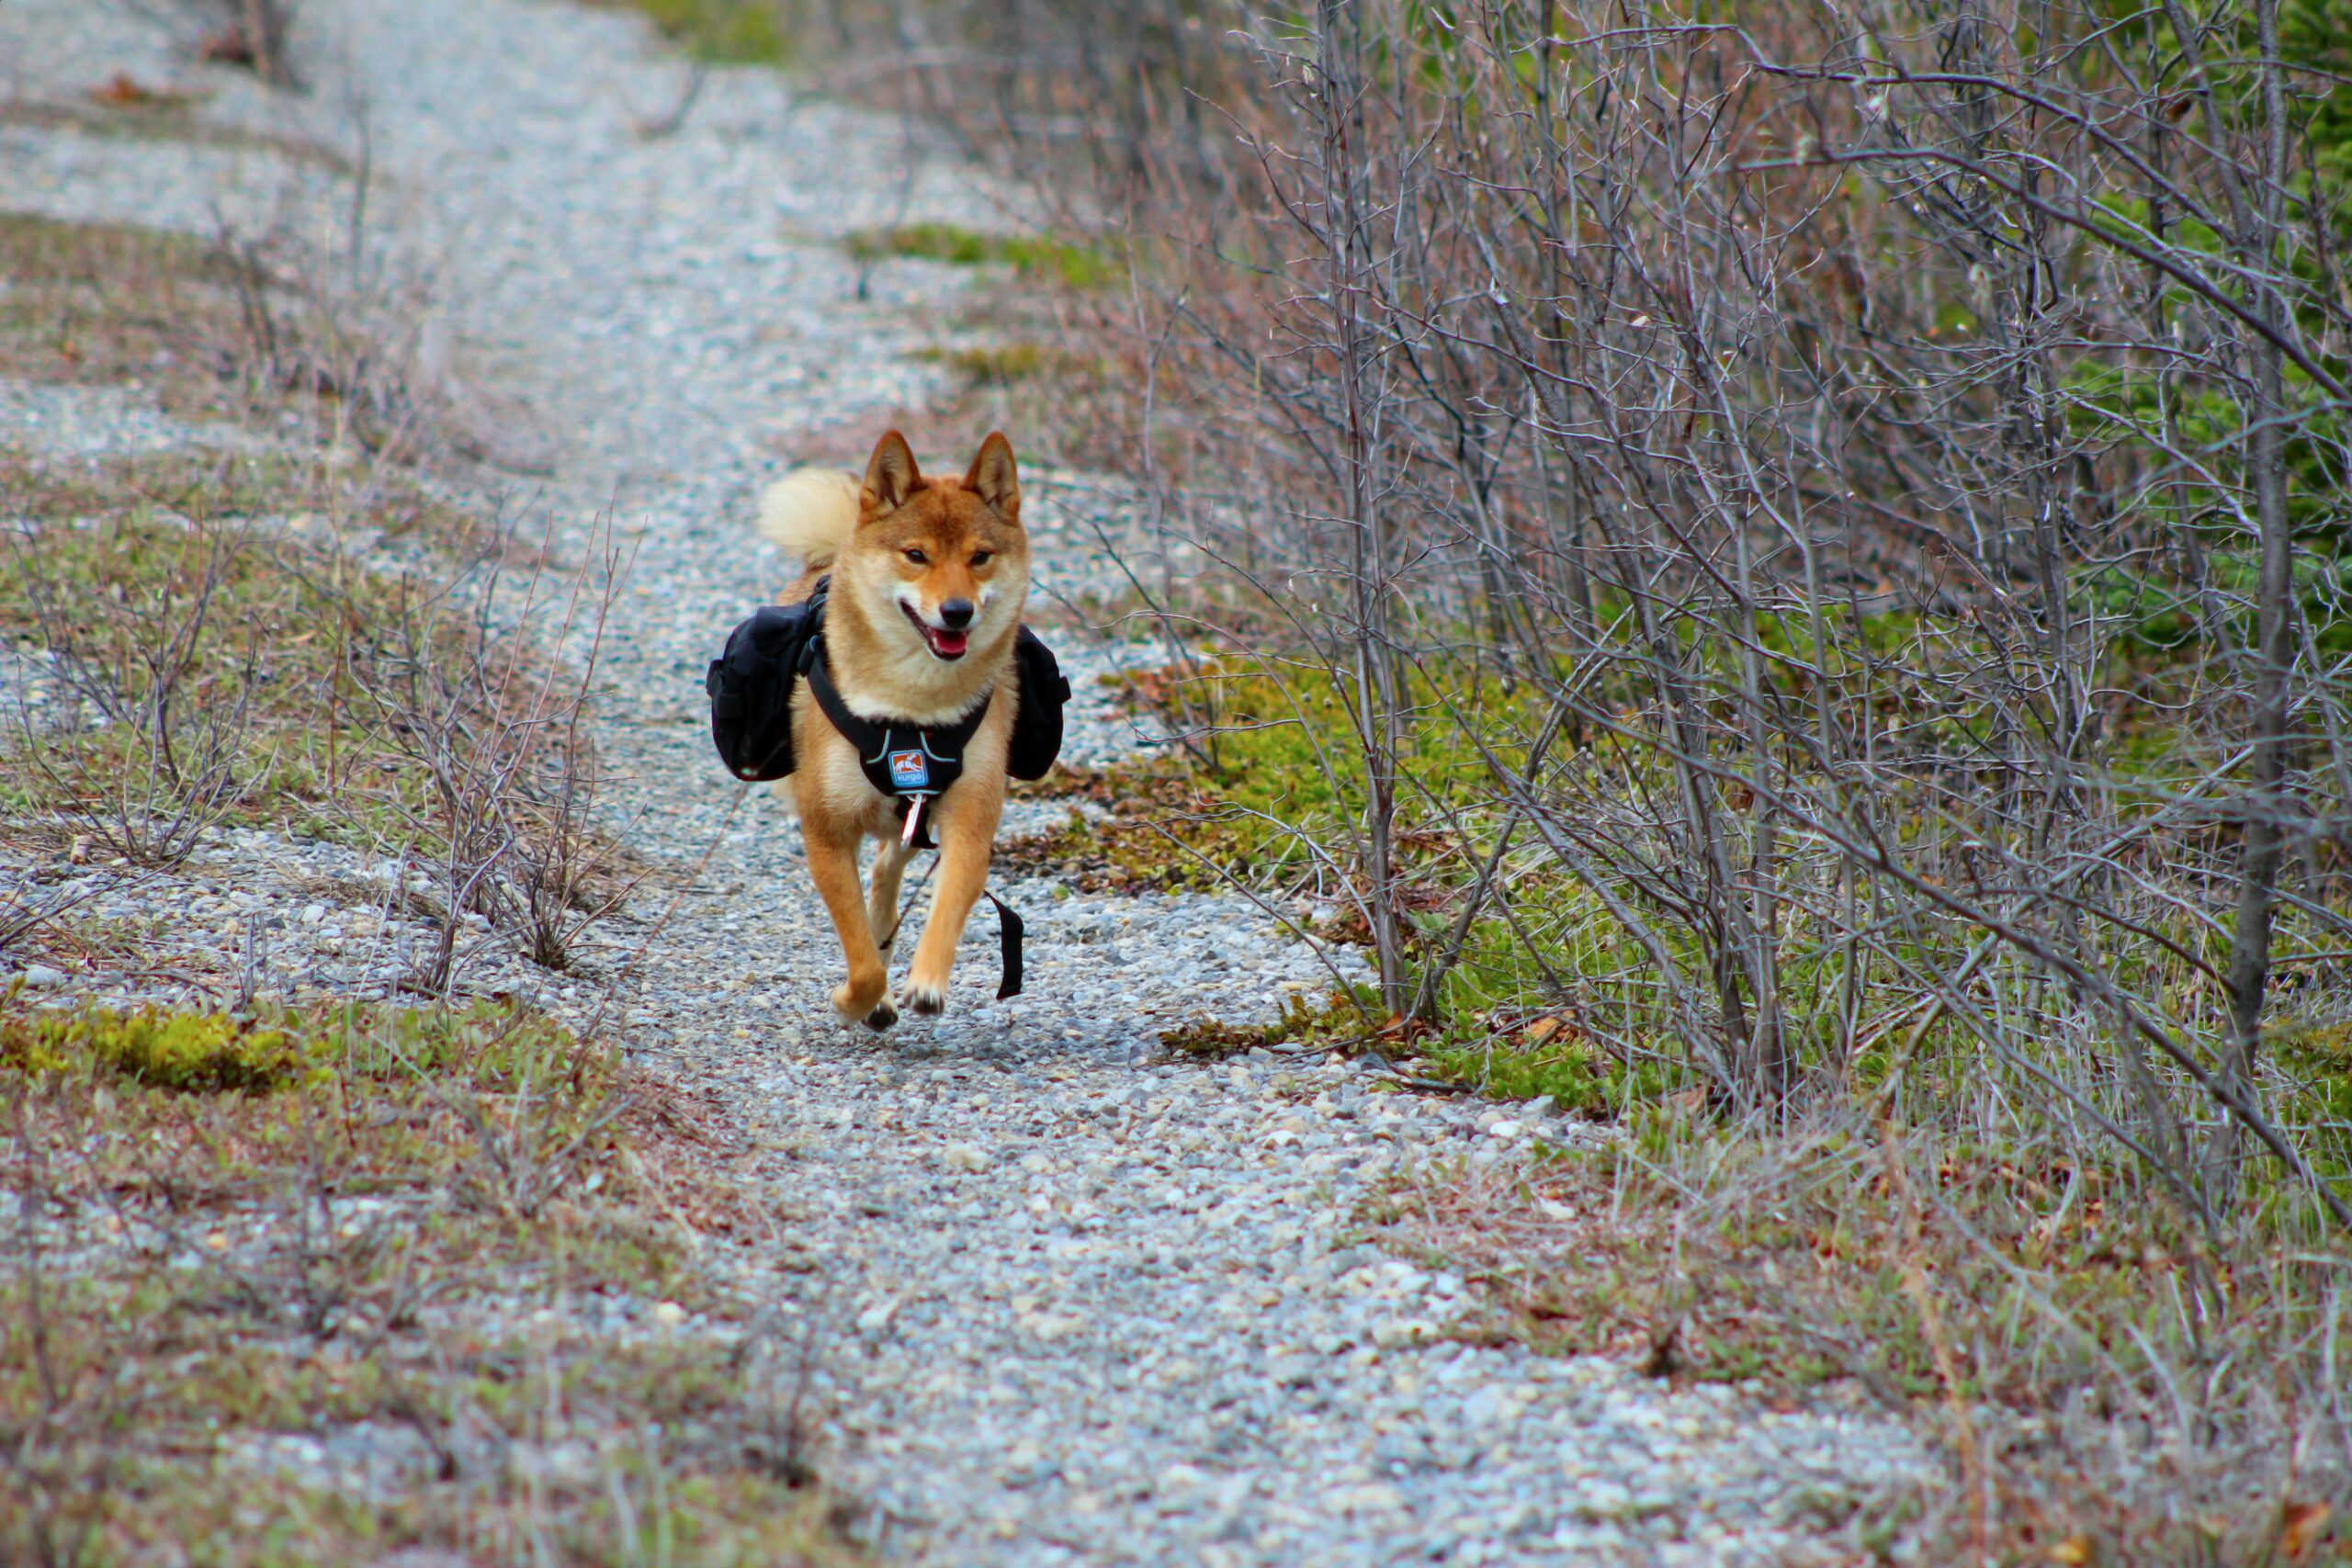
[[805, 826, 897, 1030], [901, 781, 1005, 1016], [866, 834, 918, 954]]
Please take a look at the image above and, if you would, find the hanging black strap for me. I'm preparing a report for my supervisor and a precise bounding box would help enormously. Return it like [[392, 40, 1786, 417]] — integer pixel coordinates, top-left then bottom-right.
[[988, 893, 1024, 999]]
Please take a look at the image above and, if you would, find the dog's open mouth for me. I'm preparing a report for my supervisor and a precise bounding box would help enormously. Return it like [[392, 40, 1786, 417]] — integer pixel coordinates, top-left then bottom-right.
[[902, 603, 969, 660]]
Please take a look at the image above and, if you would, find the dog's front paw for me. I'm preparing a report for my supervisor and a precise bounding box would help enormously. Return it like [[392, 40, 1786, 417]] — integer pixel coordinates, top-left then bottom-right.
[[902, 978, 948, 1016], [832, 979, 896, 1031]]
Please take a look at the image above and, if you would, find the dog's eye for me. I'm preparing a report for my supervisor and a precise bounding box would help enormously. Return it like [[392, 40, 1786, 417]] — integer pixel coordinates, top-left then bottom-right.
[[904, 548, 927, 565], [970, 551, 993, 568]]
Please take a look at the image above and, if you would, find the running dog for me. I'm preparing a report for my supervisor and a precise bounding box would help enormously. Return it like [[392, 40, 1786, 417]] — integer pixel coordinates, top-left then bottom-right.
[[754, 430, 1033, 1030]]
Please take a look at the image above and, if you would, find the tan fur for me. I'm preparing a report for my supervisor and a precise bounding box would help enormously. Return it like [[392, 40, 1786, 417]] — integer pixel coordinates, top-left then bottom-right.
[[756, 468, 861, 567], [760, 430, 1032, 1030]]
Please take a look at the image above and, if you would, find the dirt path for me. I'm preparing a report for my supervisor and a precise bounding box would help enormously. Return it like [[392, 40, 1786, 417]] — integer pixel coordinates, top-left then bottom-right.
[[1, 2, 1923, 1562]]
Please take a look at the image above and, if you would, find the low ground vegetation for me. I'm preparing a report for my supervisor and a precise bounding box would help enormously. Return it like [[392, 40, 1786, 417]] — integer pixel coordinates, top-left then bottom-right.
[[2, 998, 849, 1566], [0, 212, 434, 462], [0, 440, 634, 982]]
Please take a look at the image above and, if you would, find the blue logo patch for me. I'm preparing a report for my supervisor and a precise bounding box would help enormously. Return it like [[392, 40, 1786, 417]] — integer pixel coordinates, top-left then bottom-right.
[[888, 749, 930, 790]]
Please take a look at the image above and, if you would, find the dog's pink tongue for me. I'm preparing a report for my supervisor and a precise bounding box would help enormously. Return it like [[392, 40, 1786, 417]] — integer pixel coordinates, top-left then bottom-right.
[[933, 627, 969, 657]]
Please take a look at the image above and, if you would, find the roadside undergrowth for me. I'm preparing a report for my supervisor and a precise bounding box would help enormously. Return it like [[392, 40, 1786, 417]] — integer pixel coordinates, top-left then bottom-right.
[[0, 27, 854, 1565], [0, 211, 437, 461], [1, 994, 854, 1566], [1362, 1118, 2350, 1565], [0, 437, 644, 985], [1026, 652, 2352, 1562]]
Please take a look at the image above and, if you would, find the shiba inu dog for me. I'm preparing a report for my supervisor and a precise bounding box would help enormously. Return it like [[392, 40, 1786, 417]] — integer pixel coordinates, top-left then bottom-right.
[[755, 430, 1031, 1030]]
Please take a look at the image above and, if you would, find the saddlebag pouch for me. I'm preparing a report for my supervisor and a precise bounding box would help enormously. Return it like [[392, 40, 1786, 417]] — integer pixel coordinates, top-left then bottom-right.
[[1008, 626, 1071, 781], [707, 601, 819, 782]]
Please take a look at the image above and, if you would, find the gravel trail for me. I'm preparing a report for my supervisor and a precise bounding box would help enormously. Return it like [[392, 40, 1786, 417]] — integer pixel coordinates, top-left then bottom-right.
[[2, 3, 1927, 1561]]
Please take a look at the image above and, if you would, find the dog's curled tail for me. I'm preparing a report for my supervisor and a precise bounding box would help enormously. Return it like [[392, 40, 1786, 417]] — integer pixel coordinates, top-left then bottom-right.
[[756, 468, 860, 568]]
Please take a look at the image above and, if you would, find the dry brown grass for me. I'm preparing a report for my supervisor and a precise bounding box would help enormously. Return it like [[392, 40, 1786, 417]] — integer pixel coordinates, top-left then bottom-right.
[[0, 211, 436, 461], [1365, 1125, 2352, 1564], [0, 88, 352, 170]]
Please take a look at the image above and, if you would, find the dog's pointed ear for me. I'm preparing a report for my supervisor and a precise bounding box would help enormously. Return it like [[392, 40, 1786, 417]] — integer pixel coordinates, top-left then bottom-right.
[[964, 431, 1020, 519], [861, 430, 921, 515]]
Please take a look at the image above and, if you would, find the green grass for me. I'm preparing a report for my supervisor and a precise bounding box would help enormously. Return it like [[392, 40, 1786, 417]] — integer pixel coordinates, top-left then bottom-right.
[[614, 0, 790, 62], [844, 222, 1116, 288]]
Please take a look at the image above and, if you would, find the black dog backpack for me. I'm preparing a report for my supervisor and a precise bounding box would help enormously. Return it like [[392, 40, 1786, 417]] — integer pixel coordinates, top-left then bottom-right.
[[707, 576, 1070, 785]]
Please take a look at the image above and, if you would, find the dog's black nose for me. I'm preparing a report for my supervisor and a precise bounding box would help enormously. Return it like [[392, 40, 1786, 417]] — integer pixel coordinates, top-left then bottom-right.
[[939, 599, 976, 629]]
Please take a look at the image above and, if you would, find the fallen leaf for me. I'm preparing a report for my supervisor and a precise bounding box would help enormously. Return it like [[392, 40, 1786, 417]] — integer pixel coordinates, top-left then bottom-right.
[[1524, 1016, 1566, 1044], [88, 72, 158, 107], [2282, 1501, 2331, 1562]]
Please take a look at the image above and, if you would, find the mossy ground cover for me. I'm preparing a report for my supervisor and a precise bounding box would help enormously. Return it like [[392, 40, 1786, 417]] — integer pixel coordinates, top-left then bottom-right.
[[2, 994, 852, 1566], [602, 0, 792, 62], [1063, 648, 2352, 1138], [844, 222, 1114, 290], [1013, 659, 1688, 1105]]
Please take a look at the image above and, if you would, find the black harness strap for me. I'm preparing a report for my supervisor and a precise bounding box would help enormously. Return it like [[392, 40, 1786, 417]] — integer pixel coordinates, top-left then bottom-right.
[[795, 584, 1025, 999], [802, 649, 991, 849]]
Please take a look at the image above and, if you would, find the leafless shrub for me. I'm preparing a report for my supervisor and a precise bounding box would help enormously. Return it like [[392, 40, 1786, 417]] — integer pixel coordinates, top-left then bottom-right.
[[1048, 0, 2352, 1199], [340, 514, 639, 989], [1, 507, 265, 868], [205, 226, 438, 465]]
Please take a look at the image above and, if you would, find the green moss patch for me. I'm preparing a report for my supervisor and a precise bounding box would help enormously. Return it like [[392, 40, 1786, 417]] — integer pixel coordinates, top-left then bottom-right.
[[1, 1006, 319, 1092], [844, 222, 1114, 288], [621, 0, 791, 62]]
